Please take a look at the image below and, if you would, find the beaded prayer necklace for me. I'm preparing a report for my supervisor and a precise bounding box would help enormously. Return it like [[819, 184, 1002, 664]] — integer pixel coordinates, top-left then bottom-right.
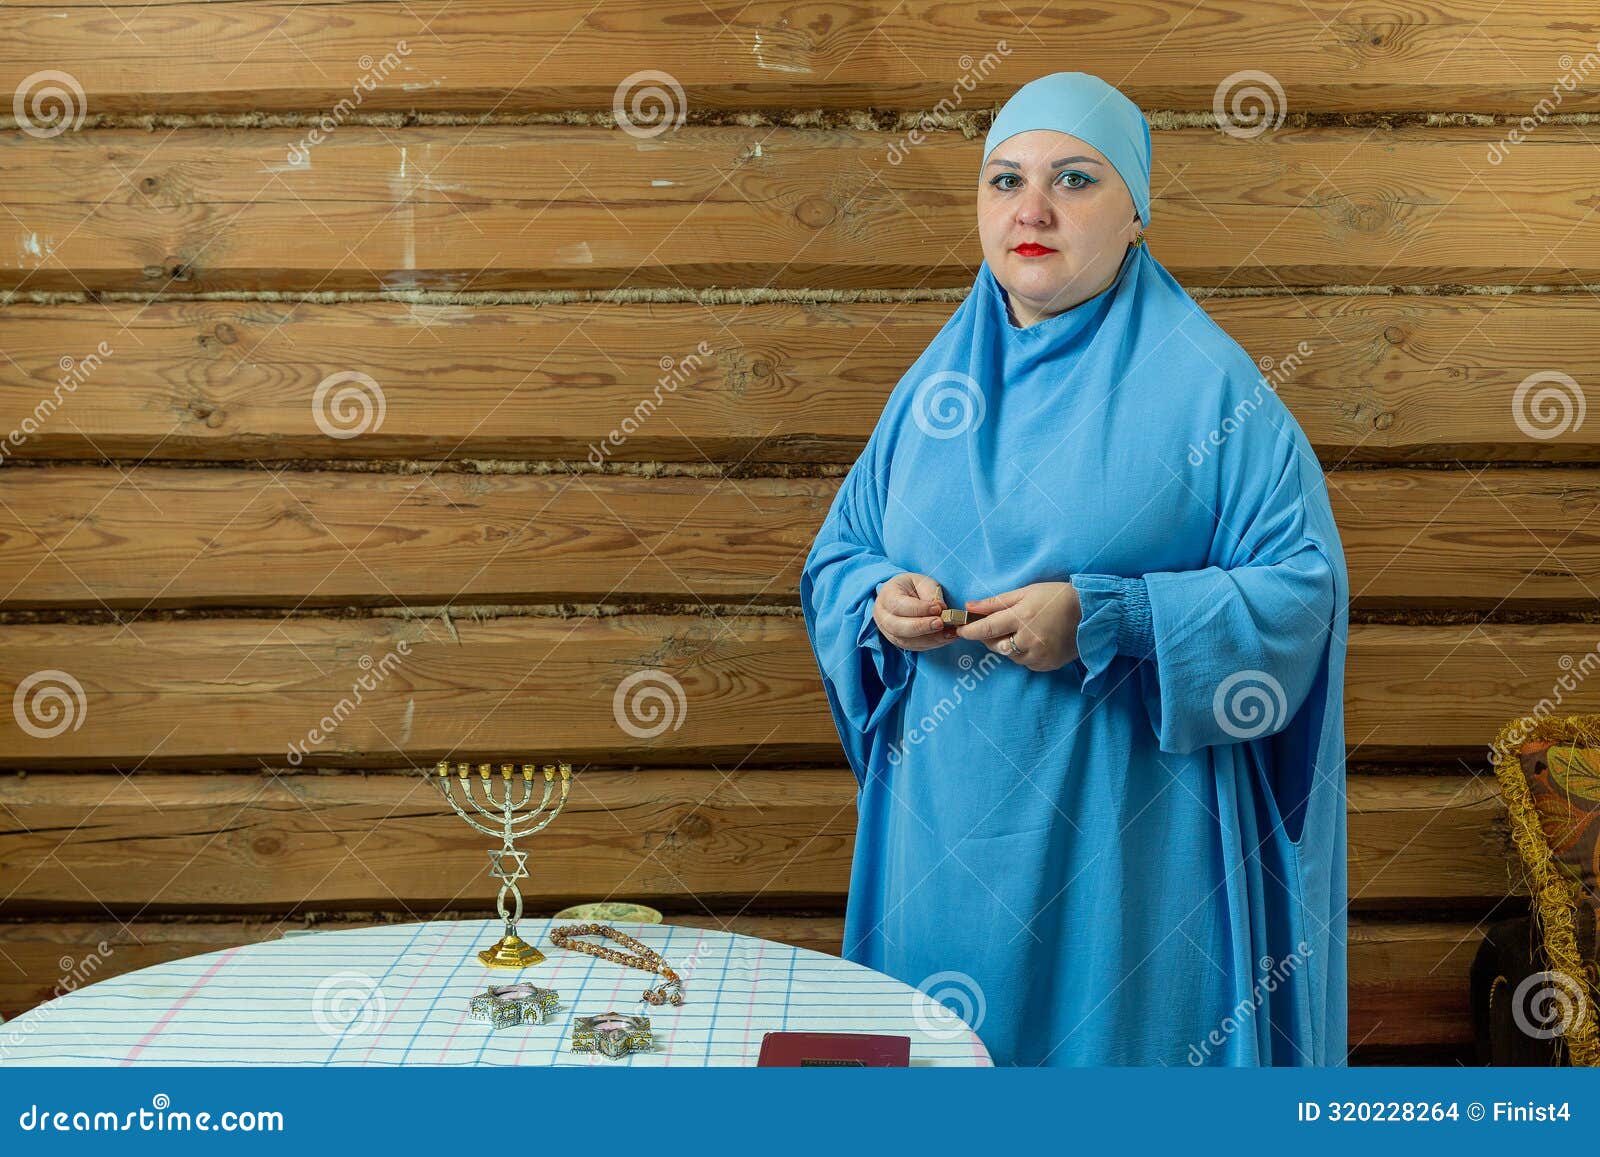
[[549, 923, 685, 1005]]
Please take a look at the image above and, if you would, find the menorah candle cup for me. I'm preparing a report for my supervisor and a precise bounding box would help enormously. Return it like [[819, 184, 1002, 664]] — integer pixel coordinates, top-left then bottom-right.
[[431, 759, 572, 968]]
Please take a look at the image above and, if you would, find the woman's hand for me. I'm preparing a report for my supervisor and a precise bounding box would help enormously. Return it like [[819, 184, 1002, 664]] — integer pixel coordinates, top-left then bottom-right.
[[955, 581, 1082, 670], [873, 572, 960, 652]]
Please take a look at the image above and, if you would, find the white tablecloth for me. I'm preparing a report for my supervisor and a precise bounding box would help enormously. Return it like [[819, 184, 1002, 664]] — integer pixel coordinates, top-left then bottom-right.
[[0, 918, 993, 1066]]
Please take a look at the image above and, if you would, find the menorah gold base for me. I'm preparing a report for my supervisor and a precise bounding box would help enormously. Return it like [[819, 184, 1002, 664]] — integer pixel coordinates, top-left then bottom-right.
[[478, 934, 547, 969]]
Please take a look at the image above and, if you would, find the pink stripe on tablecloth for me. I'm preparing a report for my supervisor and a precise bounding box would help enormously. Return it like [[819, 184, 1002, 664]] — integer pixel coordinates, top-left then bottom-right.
[[357, 921, 461, 1064], [509, 944, 582, 1066], [591, 940, 630, 1068], [970, 1021, 991, 1065], [120, 946, 243, 1064], [738, 935, 767, 1067], [661, 925, 706, 1068]]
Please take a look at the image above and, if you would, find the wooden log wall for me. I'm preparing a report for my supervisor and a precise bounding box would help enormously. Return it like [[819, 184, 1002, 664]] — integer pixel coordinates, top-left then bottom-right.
[[3, 0, 1598, 1065]]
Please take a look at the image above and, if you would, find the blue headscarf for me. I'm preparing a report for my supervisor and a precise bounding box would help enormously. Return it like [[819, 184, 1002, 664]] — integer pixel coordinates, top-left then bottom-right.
[[983, 71, 1152, 227], [799, 72, 1350, 1065]]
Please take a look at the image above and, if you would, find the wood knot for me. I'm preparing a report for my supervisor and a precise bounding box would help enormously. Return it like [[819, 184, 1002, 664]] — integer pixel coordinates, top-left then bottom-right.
[[1335, 19, 1406, 62], [794, 195, 836, 229], [1312, 195, 1408, 241], [190, 400, 227, 429], [148, 257, 192, 281], [676, 814, 712, 840], [648, 814, 713, 851]]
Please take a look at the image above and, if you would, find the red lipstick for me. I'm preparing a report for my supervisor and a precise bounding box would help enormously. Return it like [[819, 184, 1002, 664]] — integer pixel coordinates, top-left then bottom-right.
[[1014, 242, 1057, 257]]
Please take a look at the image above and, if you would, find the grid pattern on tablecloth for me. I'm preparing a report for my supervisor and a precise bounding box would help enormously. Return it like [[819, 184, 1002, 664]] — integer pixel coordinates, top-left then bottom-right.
[[0, 919, 993, 1067]]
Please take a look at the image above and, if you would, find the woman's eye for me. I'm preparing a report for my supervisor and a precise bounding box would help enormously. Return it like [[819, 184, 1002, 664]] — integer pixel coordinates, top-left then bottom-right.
[[987, 171, 1097, 191]]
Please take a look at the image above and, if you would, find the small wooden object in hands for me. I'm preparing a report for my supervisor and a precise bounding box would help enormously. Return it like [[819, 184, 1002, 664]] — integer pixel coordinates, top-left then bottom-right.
[[939, 608, 989, 626]]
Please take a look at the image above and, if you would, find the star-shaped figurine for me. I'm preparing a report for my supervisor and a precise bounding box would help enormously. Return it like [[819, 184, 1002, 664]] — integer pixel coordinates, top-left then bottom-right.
[[486, 847, 529, 882]]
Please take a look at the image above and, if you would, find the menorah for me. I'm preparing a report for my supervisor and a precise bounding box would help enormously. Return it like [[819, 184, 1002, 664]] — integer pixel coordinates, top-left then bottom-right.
[[432, 760, 572, 968]]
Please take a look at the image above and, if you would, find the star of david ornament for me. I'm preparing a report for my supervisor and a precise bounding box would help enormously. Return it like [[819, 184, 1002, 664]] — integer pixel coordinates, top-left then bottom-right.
[[488, 848, 529, 882]]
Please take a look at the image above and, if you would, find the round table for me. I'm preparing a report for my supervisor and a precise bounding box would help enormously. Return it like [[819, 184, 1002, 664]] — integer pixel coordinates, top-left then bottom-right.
[[0, 918, 993, 1066]]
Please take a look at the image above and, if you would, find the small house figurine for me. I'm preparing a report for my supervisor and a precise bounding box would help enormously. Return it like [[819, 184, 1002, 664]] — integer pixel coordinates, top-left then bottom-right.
[[570, 1011, 653, 1058], [469, 982, 560, 1030]]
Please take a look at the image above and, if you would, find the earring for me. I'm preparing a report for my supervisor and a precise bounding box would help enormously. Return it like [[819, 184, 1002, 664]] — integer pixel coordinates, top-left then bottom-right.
[[1134, 231, 1145, 247]]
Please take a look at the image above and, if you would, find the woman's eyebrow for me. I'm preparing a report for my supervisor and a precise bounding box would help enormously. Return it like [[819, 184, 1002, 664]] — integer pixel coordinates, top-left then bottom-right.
[[985, 156, 1106, 170]]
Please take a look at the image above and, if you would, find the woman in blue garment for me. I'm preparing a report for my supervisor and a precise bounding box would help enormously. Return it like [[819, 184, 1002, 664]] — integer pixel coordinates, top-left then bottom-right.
[[799, 72, 1349, 1067]]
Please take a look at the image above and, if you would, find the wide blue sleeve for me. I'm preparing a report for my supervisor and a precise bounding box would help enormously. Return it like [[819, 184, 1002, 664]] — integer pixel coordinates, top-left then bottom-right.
[[1070, 416, 1339, 759], [800, 428, 915, 788]]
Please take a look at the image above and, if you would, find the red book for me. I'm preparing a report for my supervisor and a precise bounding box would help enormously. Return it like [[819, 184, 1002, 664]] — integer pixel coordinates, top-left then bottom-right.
[[757, 1031, 911, 1067]]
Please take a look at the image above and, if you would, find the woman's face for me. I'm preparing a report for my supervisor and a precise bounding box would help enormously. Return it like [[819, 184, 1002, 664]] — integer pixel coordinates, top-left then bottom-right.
[[977, 129, 1142, 328]]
